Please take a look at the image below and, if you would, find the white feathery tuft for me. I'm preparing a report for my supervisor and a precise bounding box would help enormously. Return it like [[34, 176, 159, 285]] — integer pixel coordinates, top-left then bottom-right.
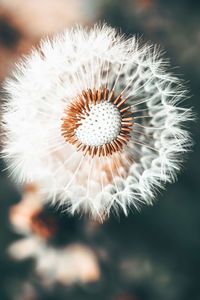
[[1, 24, 193, 219]]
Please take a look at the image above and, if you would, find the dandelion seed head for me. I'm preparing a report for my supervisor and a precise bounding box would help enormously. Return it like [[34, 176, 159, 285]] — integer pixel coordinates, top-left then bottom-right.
[[61, 87, 133, 156], [1, 24, 193, 219], [75, 101, 121, 147]]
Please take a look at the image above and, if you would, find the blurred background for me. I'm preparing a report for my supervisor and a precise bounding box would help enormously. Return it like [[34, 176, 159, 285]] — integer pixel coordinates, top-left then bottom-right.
[[0, 0, 199, 299]]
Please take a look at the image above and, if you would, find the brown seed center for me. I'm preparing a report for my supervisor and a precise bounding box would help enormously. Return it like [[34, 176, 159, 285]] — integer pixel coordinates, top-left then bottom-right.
[[61, 87, 133, 157]]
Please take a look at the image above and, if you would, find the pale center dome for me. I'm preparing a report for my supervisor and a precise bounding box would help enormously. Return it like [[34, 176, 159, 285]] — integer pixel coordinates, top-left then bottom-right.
[[75, 102, 121, 147]]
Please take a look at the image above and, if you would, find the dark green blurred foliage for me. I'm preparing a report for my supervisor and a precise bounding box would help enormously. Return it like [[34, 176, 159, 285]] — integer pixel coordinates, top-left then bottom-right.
[[0, 0, 200, 299]]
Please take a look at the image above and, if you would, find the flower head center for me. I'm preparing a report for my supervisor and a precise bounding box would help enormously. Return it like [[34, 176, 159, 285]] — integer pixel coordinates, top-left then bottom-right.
[[61, 88, 133, 157], [76, 101, 121, 147]]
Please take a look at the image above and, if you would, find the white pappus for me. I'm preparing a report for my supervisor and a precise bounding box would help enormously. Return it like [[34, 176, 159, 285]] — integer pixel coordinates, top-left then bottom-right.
[[1, 24, 193, 219]]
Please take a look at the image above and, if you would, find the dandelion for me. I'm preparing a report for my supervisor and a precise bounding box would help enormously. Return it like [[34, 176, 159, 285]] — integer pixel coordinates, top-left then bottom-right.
[[2, 24, 193, 219]]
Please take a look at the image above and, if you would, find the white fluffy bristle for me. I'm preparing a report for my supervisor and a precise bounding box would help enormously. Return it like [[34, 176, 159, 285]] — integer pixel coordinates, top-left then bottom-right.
[[2, 24, 193, 219]]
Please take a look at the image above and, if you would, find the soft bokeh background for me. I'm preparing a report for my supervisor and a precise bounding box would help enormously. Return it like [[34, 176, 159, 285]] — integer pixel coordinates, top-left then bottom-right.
[[0, 0, 199, 299]]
